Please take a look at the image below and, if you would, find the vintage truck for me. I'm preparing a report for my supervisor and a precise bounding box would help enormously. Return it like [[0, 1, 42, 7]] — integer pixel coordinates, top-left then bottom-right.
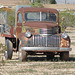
[[1, 7, 72, 61]]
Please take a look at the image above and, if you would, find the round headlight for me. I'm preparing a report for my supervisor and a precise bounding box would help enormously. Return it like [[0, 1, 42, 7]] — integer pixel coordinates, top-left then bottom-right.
[[62, 33, 68, 39], [25, 30, 31, 38]]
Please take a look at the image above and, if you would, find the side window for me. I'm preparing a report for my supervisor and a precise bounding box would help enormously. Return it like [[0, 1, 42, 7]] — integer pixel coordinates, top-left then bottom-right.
[[18, 13, 22, 23]]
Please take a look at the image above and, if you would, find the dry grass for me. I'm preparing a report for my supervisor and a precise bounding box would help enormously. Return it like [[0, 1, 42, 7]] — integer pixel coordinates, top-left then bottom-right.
[[71, 42, 75, 46], [0, 0, 30, 6], [44, 4, 75, 10], [0, 54, 75, 75]]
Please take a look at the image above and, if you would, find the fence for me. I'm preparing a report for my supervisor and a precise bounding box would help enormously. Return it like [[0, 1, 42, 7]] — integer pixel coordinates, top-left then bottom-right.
[[0, 11, 7, 33]]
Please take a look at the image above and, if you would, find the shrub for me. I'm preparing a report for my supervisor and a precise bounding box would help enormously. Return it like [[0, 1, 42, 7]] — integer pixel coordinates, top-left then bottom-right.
[[59, 11, 75, 31], [7, 10, 15, 27], [50, 0, 56, 4], [31, 2, 44, 8]]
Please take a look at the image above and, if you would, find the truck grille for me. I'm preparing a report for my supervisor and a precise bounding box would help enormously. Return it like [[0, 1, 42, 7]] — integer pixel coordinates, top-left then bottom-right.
[[33, 35, 60, 47]]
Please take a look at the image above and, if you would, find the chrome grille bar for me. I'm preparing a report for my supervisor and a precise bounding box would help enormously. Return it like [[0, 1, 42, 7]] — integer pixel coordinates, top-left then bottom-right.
[[33, 35, 60, 47]]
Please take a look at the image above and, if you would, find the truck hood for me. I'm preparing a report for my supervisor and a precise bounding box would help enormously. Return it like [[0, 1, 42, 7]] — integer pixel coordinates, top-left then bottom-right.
[[18, 22, 58, 29]]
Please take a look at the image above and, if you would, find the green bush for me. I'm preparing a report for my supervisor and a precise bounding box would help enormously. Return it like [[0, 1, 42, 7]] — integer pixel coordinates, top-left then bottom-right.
[[31, 2, 44, 8], [50, 0, 56, 4], [7, 10, 15, 27], [59, 11, 75, 31]]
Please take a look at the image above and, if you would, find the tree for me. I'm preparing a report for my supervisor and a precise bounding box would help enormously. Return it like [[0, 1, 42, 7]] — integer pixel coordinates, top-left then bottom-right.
[[50, 0, 56, 4]]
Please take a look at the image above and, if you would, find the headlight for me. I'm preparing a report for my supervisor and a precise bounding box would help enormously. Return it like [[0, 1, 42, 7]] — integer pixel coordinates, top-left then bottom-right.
[[62, 33, 68, 39], [25, 30, 31, 38]]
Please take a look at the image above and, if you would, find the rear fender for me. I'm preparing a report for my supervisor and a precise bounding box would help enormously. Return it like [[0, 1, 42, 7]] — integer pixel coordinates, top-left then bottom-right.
[[5, 37, 19, 51]]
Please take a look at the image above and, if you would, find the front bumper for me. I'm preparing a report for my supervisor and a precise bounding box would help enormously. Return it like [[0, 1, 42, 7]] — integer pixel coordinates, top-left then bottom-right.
[[21, 47, 72, 52]]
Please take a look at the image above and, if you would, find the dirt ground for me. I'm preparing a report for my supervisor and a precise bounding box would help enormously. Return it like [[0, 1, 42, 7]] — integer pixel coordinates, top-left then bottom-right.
[[0, 34, 75, 75]]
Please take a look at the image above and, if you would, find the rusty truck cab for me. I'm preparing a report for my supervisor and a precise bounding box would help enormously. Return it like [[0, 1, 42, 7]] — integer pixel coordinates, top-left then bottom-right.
[[16, 7, 60, 47]]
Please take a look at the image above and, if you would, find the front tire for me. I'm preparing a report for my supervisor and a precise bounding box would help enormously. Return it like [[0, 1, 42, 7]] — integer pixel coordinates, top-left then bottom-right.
[[60, 51, 69, 61], [18, 50, 28, 62], [4, 39, 13, 60]]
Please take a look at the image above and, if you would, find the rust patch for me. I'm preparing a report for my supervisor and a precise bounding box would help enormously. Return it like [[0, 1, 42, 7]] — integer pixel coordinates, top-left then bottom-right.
[[60, 37, 70, 48], [22, 26, 39, 34]]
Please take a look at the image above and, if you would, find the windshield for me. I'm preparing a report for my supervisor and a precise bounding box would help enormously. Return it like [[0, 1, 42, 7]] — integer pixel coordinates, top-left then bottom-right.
[[24, 12, 57, 22]]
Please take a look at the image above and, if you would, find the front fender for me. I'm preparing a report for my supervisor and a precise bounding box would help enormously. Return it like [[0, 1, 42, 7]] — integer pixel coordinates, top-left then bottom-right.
[[61, 34, 71, 48]]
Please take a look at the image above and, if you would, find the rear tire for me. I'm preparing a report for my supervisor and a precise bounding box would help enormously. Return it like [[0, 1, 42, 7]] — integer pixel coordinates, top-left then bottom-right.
[[18, 50, 28, 62], [4, 39, 13, 60], [60, 51, 69, 61]]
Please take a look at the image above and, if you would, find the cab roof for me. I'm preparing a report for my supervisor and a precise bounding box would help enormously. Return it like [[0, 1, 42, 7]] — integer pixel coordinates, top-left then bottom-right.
[[18, 7, 58, 14]]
